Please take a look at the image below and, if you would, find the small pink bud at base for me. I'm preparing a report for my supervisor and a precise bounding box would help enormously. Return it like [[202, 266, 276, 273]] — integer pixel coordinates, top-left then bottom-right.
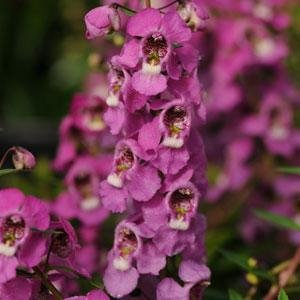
[[12, 147, 36, 170]]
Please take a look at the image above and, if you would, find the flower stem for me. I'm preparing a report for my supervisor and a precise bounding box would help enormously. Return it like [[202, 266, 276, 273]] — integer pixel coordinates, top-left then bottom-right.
[[158, 0, 179, 10], [111, 3, 136, 15], [145, 0, 151, 8], [0, 147, 14, 169], [263, 247, 300, 300], [33, 266, 63, 300]]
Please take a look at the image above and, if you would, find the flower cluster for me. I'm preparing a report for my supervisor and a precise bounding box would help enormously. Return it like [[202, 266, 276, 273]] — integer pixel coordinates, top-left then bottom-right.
[[85, 2, 210, 298], [198, 0, 300, 242], [50, 71, 116, 295], [0, 187, 100, 299], [52, 73, 116, 238]]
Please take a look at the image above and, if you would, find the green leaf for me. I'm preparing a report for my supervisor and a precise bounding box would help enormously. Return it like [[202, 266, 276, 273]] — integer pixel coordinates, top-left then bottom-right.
[[253, 209, 300, 231], [0, 169, 19, 177], [219, 249, 249, 270], [278, 167, 300, 174], [219, 249, 274, 282], [278, 289, 289, 300], [228, 289, 243, 300]]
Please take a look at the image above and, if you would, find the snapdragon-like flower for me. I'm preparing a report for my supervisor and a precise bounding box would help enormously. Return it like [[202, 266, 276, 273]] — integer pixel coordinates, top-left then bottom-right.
[[84, 3, 210, 298], [47, 218, 89, 277], [103, 220, 166, 298], [100, 139, 161, 212], [53, 91, 114, 172], [160, 100, 192, 149], [71, 93, 107, 134], [126, 8, 192, 95], [53, 156, 111, 225], [0, 188, 49, 283], [166, 182, 199, 230]]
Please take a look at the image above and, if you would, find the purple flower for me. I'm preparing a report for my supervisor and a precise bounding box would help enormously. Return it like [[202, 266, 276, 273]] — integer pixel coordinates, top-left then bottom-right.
[[104, 220, 165, 298], [177, 0, 209, 31], [101, 139, 161, 211], [103, 221, 141, 298], [126, 8, 192, 95], [65, 289, 109, 300], [47, 218, 89, 277], [0, 189, 49, 283], [156, 278, 189, 300], [106, 62, 127, 107], [166, 182, 200, 231], [71, 93, 107, 134], [85, 5, 120, 39], [53, 156, 111, 225], [0, 276, 33, 300], [159, 100, 192, 149]]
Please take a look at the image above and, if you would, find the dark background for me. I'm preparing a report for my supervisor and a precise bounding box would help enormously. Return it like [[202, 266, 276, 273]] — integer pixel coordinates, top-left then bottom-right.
[[0, 0, 99, 155]]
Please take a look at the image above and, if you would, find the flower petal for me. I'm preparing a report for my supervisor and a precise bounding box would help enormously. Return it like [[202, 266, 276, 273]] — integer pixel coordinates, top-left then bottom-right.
[[127, 8, 161, 37]]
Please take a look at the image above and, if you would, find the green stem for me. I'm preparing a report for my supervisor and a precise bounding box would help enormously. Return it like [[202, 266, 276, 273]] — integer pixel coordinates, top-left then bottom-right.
[[0, 147, 14, 169], [159, 0, 179, 10], [145, 0, 151, 8], [111, 3, 136, 15], [33, 266, 63, 300]]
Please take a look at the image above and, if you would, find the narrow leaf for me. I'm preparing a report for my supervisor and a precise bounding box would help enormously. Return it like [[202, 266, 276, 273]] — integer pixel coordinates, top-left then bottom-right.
[[219, 249, 274, 282], [0, 168, 19, 177], [278, 289, 289, 300], [228, 289, 243, 300], [219, 249, 248, 270], [253, 209, 300, 231], [278, 167, 300, 174]]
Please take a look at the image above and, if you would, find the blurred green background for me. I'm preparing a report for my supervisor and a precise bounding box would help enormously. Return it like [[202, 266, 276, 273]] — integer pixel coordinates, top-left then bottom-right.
[[0, 0, 100, 155]]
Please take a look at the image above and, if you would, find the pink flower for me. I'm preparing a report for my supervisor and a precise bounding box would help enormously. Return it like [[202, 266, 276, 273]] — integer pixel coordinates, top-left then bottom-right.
[[11, 147, 35, 170], [103, 220, 165, 298], [0, 276, 33, 300], [0, 189, 49, 283], [177, 0, 209, 31], [53, 156, 111, 225], [85, 5, 120, 39], [70, 93, 107, 134], [126, 8, 192, 95]]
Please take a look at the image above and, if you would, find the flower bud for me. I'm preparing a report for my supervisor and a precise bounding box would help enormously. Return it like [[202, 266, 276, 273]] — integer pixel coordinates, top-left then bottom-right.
[[12, 147, 36, 170], [85, 5, 120, 39]]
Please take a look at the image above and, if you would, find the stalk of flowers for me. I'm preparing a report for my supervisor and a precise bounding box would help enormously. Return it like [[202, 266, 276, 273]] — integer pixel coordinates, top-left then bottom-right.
[[197, 0, 300, 242], [50, 87, 117, 294], [85, 1, 211, 298]]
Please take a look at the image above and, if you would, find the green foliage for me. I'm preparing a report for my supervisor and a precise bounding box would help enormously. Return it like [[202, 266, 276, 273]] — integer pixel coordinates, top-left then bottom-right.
[[228, 289, 243, 300], [278, 167, 300, 175], [278, 289, 289, 300], [219, 249, 274, 282], [253, 209, 300, 231], [0, 168, 19, 177]]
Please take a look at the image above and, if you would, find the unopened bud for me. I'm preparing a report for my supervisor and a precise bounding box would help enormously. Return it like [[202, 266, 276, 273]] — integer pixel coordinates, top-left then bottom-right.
[[12, 147, 36, 170]]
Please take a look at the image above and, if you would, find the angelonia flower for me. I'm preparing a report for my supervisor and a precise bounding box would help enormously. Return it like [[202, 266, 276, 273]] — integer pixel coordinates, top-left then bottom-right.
[[53, 92, 114, 173], [197, 0, 300, 243], [84, 1, 210, 298], [0, 187, 98, 299], [51, 67, 116, 297], [0, 188, 49, 284]]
